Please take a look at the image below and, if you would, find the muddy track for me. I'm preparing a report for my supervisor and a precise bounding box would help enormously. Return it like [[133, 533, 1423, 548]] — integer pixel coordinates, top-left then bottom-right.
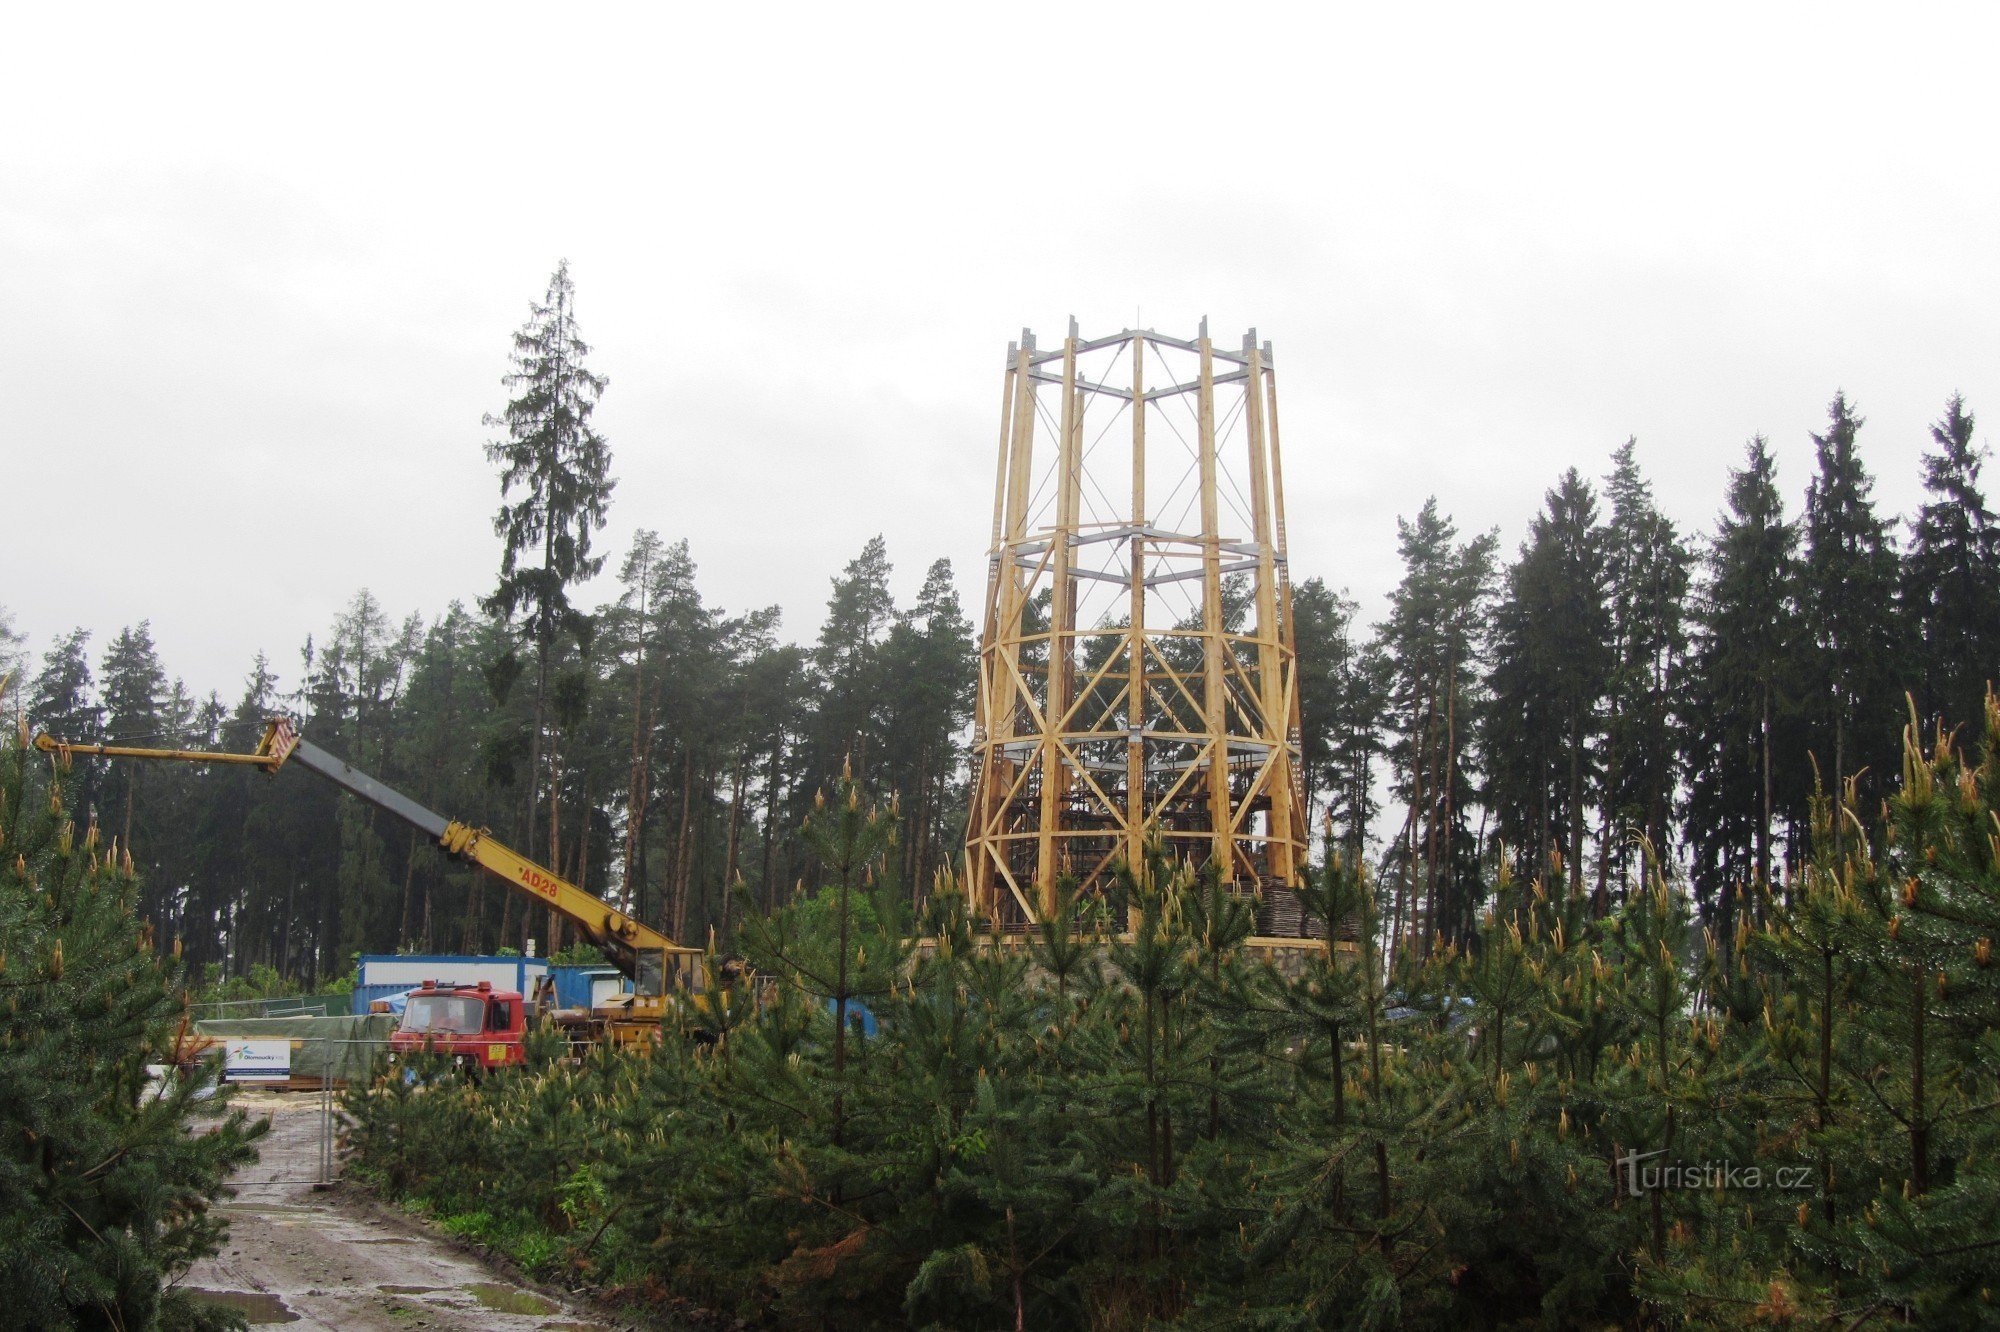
[[179, 1091, 627, 1330]]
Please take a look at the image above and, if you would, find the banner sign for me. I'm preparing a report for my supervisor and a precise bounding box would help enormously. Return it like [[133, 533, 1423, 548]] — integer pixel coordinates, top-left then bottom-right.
[[224, 1039, 291, 1082]]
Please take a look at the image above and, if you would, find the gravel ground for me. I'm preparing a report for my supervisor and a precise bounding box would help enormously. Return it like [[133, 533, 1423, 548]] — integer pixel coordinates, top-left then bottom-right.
[[178, 1090, 625, 1330]]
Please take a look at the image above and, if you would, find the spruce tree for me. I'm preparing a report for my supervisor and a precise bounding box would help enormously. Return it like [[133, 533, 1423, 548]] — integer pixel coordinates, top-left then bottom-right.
[[27, 629, 102, 824], [1486, 470, 1612, 906], [1903, 393, 2000, 736], [97, 622, 167, 856], [1684, 436, 1805, 918], [1801, 391, 1901, 821], [1597, 439, 1691, 896], [481, 260, 616, 872]]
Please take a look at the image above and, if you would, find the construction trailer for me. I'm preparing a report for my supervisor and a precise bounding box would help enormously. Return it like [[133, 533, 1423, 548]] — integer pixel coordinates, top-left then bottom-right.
[[350, 954, 551, 1016]]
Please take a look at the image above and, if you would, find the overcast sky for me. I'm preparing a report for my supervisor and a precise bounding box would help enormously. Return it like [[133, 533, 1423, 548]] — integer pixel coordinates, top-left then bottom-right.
[[5, 4, 1996, 706]]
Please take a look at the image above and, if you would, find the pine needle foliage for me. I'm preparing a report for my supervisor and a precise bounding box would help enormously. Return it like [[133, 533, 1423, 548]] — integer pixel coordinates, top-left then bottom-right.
[[344, 696, 2000, 1330], [0, 726, 265, 1331]]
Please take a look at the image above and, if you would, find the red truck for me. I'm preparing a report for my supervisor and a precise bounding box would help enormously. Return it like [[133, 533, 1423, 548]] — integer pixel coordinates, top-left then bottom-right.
[[388, 979, 527, 1071]]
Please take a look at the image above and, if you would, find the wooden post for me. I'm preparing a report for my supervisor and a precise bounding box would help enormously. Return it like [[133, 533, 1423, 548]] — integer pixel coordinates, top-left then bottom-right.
[[1126, 333, 1148, 906], [1243, 336, 1294, 886], [1197, 322, 1233, 880], [969, 344, 1020, 919], [1036, 321, 1083, 920]]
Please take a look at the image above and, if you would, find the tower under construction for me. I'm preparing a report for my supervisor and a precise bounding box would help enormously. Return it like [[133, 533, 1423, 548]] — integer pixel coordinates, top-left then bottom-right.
[[965, 320, 1312, 934]]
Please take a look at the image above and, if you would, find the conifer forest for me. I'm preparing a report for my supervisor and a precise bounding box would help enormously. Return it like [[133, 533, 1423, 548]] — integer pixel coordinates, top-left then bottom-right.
[[5, 265, 2000, 1329]]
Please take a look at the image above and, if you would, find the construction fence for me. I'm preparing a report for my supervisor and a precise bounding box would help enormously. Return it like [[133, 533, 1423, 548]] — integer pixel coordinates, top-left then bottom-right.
[[194, 1012, 395, 1089]]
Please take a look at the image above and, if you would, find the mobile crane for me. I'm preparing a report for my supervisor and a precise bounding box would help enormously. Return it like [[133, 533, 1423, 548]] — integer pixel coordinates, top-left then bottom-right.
[[34, 717, 703, 1048]]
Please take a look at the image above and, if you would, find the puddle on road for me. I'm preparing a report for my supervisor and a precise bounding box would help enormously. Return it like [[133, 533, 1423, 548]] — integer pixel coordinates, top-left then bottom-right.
[[183, 1289, 299, 1324], [377, 1283, 446, 1294], [465, 1282, 558, 1315]]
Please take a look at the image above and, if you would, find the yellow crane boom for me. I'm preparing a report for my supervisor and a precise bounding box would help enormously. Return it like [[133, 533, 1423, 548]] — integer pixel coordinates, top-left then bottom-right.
[[34, 717, 699, 1003]]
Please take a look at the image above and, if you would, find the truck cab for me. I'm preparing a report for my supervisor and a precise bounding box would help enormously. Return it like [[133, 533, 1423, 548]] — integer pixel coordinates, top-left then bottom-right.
[[388, 979, 526, 1070]]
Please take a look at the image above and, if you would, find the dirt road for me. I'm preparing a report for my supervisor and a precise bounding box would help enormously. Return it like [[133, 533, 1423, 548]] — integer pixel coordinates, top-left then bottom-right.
[[180, 1090, 623, 1330]]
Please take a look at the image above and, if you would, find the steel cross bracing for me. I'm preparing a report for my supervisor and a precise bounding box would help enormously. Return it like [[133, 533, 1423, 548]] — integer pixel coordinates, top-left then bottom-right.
[[965, 320, 1310, 932]]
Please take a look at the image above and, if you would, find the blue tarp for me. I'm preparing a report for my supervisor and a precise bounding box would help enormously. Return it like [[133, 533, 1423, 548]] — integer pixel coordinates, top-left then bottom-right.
[[826, 998, 878, 1036]]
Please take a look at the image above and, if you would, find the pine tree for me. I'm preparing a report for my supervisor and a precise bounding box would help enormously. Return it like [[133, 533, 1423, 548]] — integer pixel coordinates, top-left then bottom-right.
[[482, 260, 617, 873], [0, 726, 265, 1330], [876, 557, 975, 899], [802, 536, 895, 804], [733, 762, 910, 1198], [1903, 393, 2000, 736], [1292, 577, 1390, 850], [1809, 704, 2000, 1320], [739, 639, 810, 914], [618, 537, 726, 940], [1378, 500, 1498, 955]]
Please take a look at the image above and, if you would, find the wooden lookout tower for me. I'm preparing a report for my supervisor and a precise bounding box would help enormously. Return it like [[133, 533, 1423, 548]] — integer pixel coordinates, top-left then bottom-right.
[[965, 320, 1311, 933]]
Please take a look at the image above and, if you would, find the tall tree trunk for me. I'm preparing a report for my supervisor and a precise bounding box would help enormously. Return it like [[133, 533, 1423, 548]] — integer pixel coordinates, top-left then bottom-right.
[[1758, 678, 1773, 893], [1419, 687, 1440, 959], [546, 723, 562, 955], [1536, 735, 1553, 890], [1570, 708, 1590, 913], [672, 750, 694, 939], [399, 829, 419, 944], [1832, 703, 1846, 860], [721, 748, 748, 939], [762, 744, 784, 913], [528, 637, 548, 861], [1596, 701, 1618, 905], [573, 780, 593, 943], [692, 767, 718, 941], [907, 739, 932, 899], [1389, 794, 1417, 972], [465, 878, 484, 954], [281, 872, 296, 978], [1441, 652, 1459, 943], [623, 600, 658, 916]]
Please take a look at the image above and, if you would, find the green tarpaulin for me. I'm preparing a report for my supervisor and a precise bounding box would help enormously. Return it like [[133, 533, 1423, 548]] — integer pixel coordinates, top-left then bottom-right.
[[194, 1013, 395, 1083]]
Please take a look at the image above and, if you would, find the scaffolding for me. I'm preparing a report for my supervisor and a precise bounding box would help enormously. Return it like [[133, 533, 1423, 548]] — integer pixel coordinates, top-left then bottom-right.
[[966, 320, 1310, 933]]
